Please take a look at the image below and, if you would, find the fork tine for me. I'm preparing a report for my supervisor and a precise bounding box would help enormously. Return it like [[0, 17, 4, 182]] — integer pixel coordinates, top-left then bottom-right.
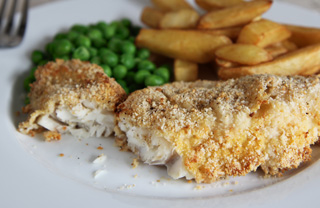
[[0, 0, 8, 29], [4, 0, 18, 34], [17, 0, 29, 37]]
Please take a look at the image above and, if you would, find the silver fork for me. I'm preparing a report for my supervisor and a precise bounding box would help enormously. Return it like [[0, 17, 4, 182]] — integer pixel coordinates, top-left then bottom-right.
[[0, 0, 29, 48]]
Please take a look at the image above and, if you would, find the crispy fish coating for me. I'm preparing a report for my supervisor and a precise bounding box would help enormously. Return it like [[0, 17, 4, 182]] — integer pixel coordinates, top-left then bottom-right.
[[19, 59, 127, 140], [116, 74, 320, 183]]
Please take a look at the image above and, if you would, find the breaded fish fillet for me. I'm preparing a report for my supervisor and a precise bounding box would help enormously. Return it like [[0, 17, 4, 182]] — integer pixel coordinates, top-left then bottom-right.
[[115, 74, 320, 183], [19, 59, 126, 140]]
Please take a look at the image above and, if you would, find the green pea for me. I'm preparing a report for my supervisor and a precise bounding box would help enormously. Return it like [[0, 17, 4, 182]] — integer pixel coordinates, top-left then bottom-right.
[[87, 28, 103, 40], [131, 25, 141, 36], [24, 96, 30, 105], [145, 75, 165, 86], [160, 64, 171, 70], [24, 75, 35, 92], [121, 18, 132, 28], [75, 35, 91, 48], [54, 33, 68, 40], [45, 42, 55, 55], [30, 66, 37, 76], [134, 57, 142, 65], [72, 46, 90, 61], [99, 48, 112, 57], [71, 24, 88, 34], [53, 54, 69, 61], [96, 21, 108, 31], [134, 70, 151, 84], [66, 31, 80, 42], [108, 38, 122, 53], [88, 47, 98, 57], [121, 41, 136, 54], [60, 55, 70, 61], [110, 21, 121, 28], [128, 83, 142, 93], [92, 38, 107, 48], [125, 71, 136, 84], [38, 60, 48, 66], [120, 53, 135, 70], [90, 56, 101, 64], [116, 79, 127, 88], [88, 24, 100, 31], [128, 36, 135, 43], [138, 60, 156, 71], [115, 26, 130, 40], [100, 51, 119, 67], [113, 65, 128, 80], [103, 24, 117, 39], [123, 86, 130, 94], [53, 39, 73, 56], [100, 64, 112, 77], [154, 67, 170, 82], [31, 50, 44, 65], [137, 48, 150, 60]]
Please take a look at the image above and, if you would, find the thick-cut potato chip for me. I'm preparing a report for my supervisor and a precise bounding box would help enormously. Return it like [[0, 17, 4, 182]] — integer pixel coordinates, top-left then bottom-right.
[[215, 58, 240, 68], [198, 27, 242, 40], [218, 43, 320, 79], [285, 24, 320, 48], [135, 29, 232, 63], [265, 40, 297, 58], [299, 65, 320, 76], [265, 44, 288, 58], [151, 0, 194, 12], [237, 19, 291, 48], [159, 9, 200, 29], [282, 40, 298, 51], [174, 59, 198, 81], [195, 0, 244, 11], [140, 7, 164, 28], [215, 44, 272, 65], [197, 0, 272, 29]]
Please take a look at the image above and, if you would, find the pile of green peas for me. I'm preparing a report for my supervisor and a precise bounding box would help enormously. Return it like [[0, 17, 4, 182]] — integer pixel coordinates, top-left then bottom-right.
[[24, 18, 171, 98]]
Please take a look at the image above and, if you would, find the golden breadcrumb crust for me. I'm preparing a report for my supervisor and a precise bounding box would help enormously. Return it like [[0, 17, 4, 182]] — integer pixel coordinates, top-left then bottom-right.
[[116, 74, 320, 183], [19, 59, 127, 135]]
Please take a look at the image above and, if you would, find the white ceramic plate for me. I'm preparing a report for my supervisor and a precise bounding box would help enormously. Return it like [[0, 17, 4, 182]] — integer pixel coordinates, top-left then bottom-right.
[[2, 0, 320, 207]]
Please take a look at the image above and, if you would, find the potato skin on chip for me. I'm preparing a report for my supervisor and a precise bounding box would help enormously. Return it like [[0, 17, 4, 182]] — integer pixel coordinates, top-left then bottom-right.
[[198, 0, 272, 29], [136, 29, 232, 63], [218, 43, 320, 79], [215, 44, 273, 65], [237, 19, 292, 48]]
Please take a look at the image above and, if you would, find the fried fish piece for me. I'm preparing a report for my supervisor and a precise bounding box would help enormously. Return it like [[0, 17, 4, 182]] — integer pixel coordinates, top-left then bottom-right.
[[115, 74, 320, 183], [19, 59, 126, 140]]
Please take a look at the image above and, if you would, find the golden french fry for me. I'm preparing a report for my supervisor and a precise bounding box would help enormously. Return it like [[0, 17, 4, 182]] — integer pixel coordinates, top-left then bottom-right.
[[135, 29, 232, 63], [140, 7, 165, 28], [265, 44, 288, 58], [285, 24, 320, 47], [215, 44, 273, 65], [174, 59, 198, 81], [299, 65, 320, 76], [282, 40, 298, 51], [195, 0, 244, 11], [198, 27, 242, 40], [265, 40, 298, 58], [159, 9, 200, 29], [237, 19, 291, 48], [198, 0, 272, 29], [218, 43, 320, 79], [215, 58, 240, 68], [151, 0, 194, 12]]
